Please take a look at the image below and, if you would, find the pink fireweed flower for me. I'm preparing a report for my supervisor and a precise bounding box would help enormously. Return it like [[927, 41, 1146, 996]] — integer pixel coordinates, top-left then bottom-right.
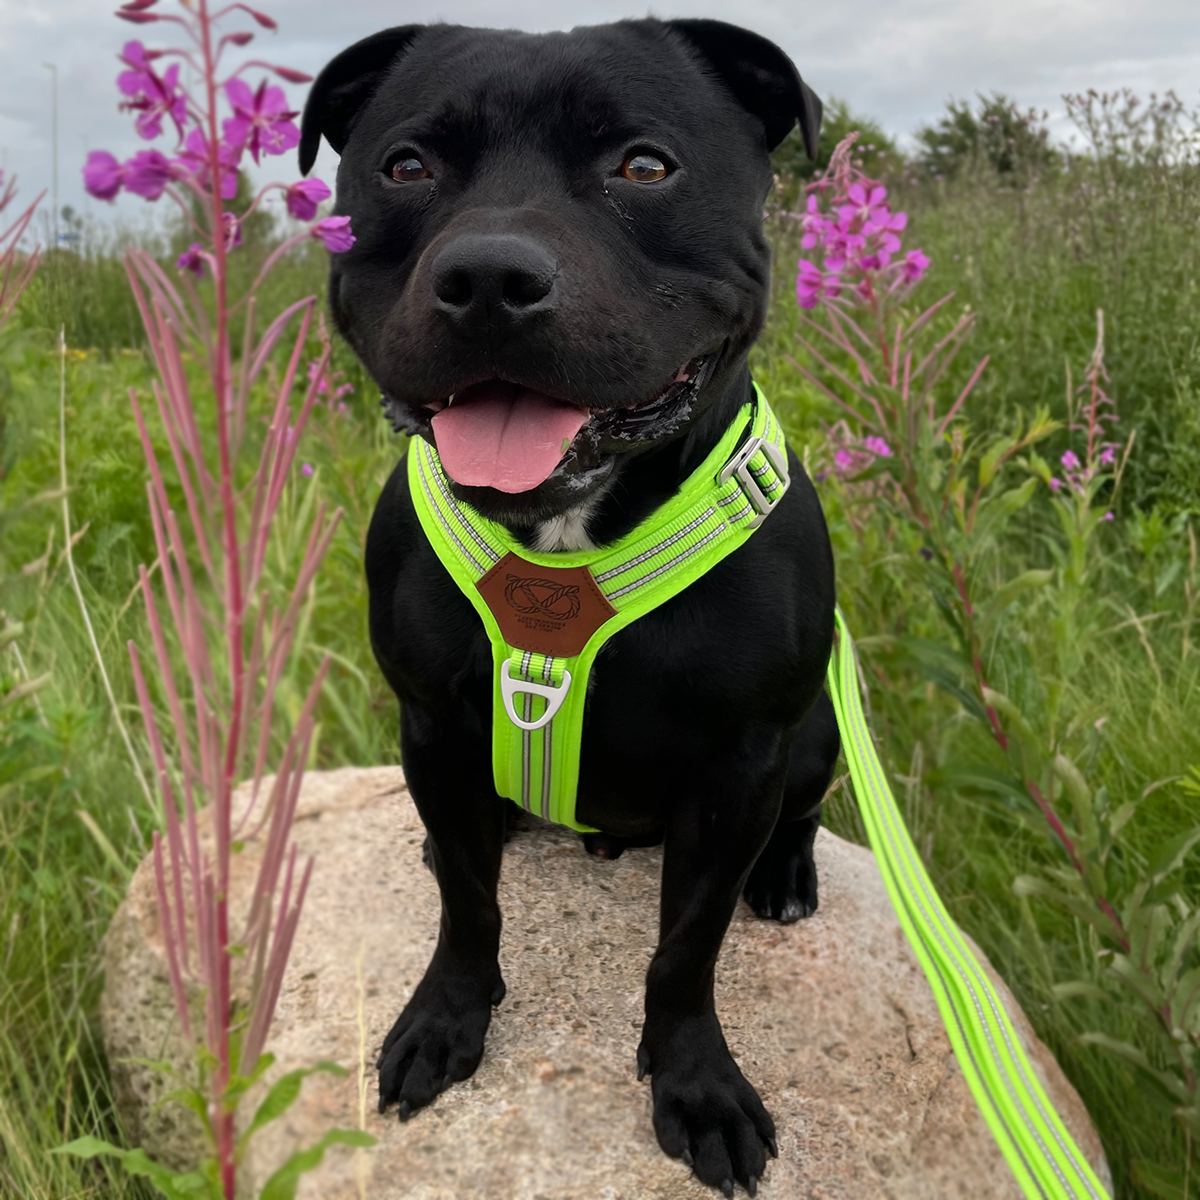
[[300, 462, 314, 478], [1103, 511, 1114, 520], [796, 258, 841, 309], [865, 208, 907, 256], [176, 242, 206, 279], [117, 40, 186, 140], [823, 217, 866, 273], [83, 150, 126, 201], [902, 249, 930, 283], [307, 359, 328, 393], [863, 436, 892, 457], [1048, 477, 1062, 491], [833, 448, 855, 475], [800, 194, 829, 250], [286, 177, 331, 221], [838, 181, 890, 230], [123, 148, 175, 200], [173, 128, 241, 200], [312, 215, 355, 252], [1099, 445, 1116, 466], [223, 78, 300, 165], [1061, 449, 1081, 471]]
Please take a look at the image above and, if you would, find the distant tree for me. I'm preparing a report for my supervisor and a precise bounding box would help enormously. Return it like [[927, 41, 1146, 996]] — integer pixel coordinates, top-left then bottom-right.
[[771, 96, 903, 185], [914, 92, 1058, 180]]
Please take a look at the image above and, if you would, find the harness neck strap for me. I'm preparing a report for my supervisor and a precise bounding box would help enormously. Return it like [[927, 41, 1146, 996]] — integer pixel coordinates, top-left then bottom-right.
[[408, 384, 790, 830]]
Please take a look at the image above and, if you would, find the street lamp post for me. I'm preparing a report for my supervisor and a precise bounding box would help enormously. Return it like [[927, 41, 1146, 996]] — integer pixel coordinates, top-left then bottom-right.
[[42, 62, 58, 249]]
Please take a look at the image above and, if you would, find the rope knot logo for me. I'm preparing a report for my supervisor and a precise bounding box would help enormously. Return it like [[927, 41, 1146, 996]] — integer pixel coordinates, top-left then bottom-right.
[[504, 575, 581, 621]]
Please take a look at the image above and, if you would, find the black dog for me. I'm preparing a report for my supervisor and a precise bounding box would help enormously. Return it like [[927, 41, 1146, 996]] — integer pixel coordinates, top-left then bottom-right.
[[300, 19, 839, 1196]]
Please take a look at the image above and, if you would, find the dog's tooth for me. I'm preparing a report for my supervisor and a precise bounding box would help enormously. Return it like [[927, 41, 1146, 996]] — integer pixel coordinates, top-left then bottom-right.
[[447, 393, 456, 407]]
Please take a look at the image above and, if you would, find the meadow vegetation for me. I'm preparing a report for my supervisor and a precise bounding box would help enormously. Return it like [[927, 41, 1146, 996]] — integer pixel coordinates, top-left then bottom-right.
[[2, 89, 1198, 1198]]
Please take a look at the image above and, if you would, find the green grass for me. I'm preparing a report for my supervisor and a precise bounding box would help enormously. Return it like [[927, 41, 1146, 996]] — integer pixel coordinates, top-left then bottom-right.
[[3, 136, 1199, 1198]]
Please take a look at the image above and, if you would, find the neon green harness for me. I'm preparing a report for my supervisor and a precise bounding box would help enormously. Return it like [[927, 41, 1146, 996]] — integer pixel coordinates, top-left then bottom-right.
[[409, 385, 790, 830], [408, 388, 1109, 1199]]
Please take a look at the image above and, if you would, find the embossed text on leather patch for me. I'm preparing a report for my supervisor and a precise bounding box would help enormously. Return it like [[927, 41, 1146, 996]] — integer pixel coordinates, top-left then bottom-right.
[[476, 552, 617, 658]]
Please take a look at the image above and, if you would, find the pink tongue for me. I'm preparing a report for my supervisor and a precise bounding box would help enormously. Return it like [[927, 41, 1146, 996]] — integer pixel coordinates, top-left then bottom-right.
[[431, 382, 589, 493]]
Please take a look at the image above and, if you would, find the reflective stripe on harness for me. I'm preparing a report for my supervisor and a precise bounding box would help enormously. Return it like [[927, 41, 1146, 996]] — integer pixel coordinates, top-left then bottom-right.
[[828, 610, 1110, 1199]]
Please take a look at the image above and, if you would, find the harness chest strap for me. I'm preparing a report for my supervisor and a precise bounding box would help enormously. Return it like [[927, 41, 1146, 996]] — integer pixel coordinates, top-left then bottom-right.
[[408, 386, 790, 830]]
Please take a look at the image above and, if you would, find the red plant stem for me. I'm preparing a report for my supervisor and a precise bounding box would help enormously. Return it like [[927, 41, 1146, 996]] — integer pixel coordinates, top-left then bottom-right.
[[196, 5, 238, 1195]]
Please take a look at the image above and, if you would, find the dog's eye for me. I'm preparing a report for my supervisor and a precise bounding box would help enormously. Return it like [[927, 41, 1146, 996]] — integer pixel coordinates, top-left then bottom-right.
[[621, 153, 668, 184], [391, 156, 431, 182]]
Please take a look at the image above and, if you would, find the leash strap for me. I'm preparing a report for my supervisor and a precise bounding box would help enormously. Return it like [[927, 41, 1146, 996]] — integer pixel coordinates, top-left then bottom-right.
[[828, 609, 1109, 1199], [408, 386, 790, 830]]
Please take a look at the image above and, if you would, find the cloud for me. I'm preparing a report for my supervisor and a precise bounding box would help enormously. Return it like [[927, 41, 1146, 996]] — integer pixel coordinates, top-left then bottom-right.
[[0, 0, 1196, 232]]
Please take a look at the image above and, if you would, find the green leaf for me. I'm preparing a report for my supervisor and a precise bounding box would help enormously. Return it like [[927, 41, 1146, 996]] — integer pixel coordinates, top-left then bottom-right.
[[1052, 753, 1100, 855], [981, 687, 1040, 750], [972, 477, 1037, 545], [937, 763, 1031, 807], [977, 568, 1054, 633], [224, 1050, 276, 1109], [1078, 1033, 1190, 1101], [237, 1061, 347, 1157], [258, 1129, 376, 1200], [156, 1086, 213, 1139], [1174, 966, 1200, 1034], [1146, 826, 1200, 882], [54, 1135, 127, 1159], [1013, 875, 1125, 943], [1050, 981, 1110, 1003], [1132, 1158, 1190, 1200], [978, 434, 1017, 488], [53, 1139, 215, 1200]]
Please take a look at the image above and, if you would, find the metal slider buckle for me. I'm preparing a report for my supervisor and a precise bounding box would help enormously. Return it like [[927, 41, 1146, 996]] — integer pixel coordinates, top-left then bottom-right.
[[717, 436, 791, 529], [500, 660, 572, 731]]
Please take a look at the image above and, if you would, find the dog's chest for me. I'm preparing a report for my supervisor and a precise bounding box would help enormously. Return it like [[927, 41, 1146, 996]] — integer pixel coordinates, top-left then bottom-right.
[[531, 500, 600, 553]]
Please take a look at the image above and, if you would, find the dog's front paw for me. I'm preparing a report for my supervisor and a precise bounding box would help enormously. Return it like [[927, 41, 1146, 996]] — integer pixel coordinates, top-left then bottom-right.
[[377, 970, 505, 1119], [638, 1018, 776, 1197]]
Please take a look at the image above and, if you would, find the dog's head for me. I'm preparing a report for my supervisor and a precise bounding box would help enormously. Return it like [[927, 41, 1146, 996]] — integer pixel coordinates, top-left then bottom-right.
[[301, 19, 820, 526]]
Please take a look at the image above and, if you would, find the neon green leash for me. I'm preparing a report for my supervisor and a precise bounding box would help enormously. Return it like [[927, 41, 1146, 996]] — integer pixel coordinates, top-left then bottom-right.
[[829, 610, 1109, 1199], [408, 388, 1109, 1198]]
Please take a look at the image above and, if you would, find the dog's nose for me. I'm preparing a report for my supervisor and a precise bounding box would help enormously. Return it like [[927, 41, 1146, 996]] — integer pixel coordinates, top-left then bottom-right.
[[431, 234, 556, 325]]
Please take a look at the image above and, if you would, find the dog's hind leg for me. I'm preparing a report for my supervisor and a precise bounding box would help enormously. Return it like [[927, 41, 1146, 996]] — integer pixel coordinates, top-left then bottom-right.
[[742, 690, 840, 923], [377, 704, 508, 1121]]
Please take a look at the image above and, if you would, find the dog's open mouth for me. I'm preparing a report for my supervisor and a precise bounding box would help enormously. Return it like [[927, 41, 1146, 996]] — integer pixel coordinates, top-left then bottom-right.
[[423, 354, 716, 494]]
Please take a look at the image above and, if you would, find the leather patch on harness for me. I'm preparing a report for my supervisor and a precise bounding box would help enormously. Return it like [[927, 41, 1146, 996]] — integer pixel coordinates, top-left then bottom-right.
[[476, 552, 616, 658]]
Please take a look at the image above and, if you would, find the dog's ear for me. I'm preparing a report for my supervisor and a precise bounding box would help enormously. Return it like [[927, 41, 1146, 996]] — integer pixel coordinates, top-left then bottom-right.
[[664, 19, 822, 157], [299, 26, 425, 175]]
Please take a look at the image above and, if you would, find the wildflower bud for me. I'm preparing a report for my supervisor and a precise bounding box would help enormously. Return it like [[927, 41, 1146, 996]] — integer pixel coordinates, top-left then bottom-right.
[[176, 243, 206, 279], [270, 65, 315, 84], [83, 150, 126, 201], [241, 5, 278, 29], [286, 178, 331, 221], [117, 10, 160, 22], [311, 215, 355, 253]]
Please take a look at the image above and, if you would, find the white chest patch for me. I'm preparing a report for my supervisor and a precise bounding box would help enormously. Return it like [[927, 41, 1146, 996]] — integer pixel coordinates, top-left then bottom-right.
[[532, 500, 599, 553]]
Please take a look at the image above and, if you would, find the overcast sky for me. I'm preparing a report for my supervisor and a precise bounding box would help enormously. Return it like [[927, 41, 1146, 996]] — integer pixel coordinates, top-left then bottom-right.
[[2, 0, 1198, 237]]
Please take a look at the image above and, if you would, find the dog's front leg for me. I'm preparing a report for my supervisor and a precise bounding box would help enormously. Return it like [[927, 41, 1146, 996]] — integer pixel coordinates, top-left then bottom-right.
[[377, 703, 507, 1120], [638, 751, 785, 1197]]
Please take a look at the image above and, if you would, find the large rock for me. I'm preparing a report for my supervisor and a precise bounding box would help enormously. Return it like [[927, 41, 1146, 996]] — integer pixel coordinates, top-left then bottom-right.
[[103, 767, 1111, 1198]]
